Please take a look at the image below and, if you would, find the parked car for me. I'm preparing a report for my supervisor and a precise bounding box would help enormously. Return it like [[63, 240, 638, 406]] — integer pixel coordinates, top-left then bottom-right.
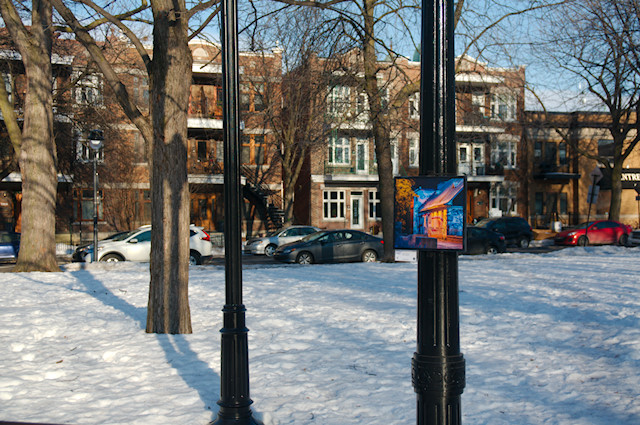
[[475, 216, 534, 248], [0, 232, 19, 262], [244, 225, 320, 256], [553, 220, 632, 246], [628, 229, 640, 247], [75, 225, 213, 264], [273, 229, 383, 264], [465, 226, 506, 255], [71, 231, 130, 262]]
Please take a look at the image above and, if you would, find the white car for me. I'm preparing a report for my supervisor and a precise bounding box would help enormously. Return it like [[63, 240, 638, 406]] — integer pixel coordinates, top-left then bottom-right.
[[77, 225, 213, 265], [628, 229, 640, 247], [244, 225, 320, 256]]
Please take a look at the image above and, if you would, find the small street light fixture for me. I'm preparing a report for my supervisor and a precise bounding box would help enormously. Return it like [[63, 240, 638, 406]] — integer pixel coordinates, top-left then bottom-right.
[[88, 129, 103, 263]]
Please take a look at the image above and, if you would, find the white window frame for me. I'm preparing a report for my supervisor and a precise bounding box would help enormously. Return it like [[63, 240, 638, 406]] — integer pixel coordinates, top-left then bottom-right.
[[409, 92, 420, 120], [328, 85, 351, 117], [355, 138, 369, 174], [391, 138, 399, 175], [472, 92, 486, 116], [76, 140, 104, 163], [328, 135, 351, 166], [409, 138, 419, 168], [490, 90, 516, 122], [368, 190, 381, 220], [323, 190, 346, 220], [490, 182, 518, 215], [2, 73, 12, 102], [74, 73, 103, 106], [491, 140, 517, 170]]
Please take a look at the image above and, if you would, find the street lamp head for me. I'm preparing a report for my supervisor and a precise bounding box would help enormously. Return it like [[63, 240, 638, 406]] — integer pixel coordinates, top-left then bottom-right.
[[88, 129, 104, 151]]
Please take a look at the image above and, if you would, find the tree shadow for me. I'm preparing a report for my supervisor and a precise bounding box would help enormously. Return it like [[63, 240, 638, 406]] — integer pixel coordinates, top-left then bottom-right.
[[62, 269, 221, 419]]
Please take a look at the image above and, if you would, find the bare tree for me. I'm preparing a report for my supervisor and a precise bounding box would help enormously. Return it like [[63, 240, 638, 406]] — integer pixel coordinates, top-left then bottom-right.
[[52, 0, 220, 333], [533, 0, 640, 221], [247, 10, 350, 225], [0, 0, 60, 272]]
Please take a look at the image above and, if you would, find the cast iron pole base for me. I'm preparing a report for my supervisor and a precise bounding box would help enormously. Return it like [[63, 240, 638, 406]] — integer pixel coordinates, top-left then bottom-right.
[[413, 353, 465, 424], [210, 304, 263, 425]]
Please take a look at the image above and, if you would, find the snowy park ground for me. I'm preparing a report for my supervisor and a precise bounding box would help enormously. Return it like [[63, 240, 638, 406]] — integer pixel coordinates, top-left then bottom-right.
[[1, 246, 639, 425]]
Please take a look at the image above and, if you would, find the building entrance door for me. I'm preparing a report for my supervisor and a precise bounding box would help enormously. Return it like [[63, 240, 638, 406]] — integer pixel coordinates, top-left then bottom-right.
[[351, 192, 364, 229]]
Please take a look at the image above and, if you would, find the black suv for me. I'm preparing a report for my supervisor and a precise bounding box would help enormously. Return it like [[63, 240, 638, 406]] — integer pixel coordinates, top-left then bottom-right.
[[475, 217, 534, 248]]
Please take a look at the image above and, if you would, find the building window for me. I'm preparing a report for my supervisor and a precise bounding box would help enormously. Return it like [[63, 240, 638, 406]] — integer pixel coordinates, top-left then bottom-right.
[[328, 135, 350, 165], [323, 190, 345, 219], [409, 92, 420, 120], [216, 140, 224, 163], [197, 140, 208, 161], [356, 91, 368, 116], [2, 73, 12, 102], [409, 138, 419, 168], [134, 133, 147, 163], [490, 182, 517, 215], [459, 146, 468, 163], [559, 142, 567, 166], [240, 83, 251, 112], [253, 83, 265, 112], [241, 135, 265, 165], [74, 74, 103, 106], [472, 92, 486, 116], [76, 141, 104, 163], [490, 91, 516, 122], [76, 189, 103, 221], [491, 140, 517, 169], [598, 139, 614, 164], [328, 85, 350, 117], [368, 190, 381, 219]]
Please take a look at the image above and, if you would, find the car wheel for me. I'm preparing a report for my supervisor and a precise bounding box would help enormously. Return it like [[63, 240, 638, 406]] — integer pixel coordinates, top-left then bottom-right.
[[264, 244, 277, 257], [618, 234, 629, 246], [189, 250, 202, 265], [101, 253, 124, 262], [296, 252, 314, 265], [518, 237, 530, 248], [361, 249, 378, 262], [577, 236, 588, 247], [486, 245, 498, 255]]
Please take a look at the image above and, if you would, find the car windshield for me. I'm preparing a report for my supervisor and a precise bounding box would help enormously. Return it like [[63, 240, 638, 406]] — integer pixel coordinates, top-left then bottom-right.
[[574, 222, 594, 229], [475, 219, 493, 228], [299, 230, 326, 242], [111, 230, 140, 241]]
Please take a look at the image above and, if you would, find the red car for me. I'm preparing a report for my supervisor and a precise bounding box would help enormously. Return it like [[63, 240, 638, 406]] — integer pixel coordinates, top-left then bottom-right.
[[554, 220, 632, 246]]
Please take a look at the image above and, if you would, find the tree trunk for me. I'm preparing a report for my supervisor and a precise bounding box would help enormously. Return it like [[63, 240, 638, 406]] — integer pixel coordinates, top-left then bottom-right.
[[363, 0, 395, 262], [608, 162, 623, 221], [0, 0, 59, 272], [146, 0, 192, 334]]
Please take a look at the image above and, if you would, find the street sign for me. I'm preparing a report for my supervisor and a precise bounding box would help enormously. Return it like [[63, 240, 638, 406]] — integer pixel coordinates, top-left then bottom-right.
[[590, 167, 603, 184]]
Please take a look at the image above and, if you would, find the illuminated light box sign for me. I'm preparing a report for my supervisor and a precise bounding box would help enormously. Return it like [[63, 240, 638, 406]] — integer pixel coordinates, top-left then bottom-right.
[[394, 176, 467, 251]]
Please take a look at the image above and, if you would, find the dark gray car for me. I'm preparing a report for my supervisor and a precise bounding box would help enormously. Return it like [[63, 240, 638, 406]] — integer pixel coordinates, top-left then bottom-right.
[[273, 229, 383, 264]]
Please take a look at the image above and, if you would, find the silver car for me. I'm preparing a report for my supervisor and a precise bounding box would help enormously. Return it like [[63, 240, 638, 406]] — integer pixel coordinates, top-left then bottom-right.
[[78, 225, 213, 265], [244, 225, 320, 256]]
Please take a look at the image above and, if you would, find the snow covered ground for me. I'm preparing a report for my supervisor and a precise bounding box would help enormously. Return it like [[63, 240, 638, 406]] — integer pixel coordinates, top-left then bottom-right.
[[1, 246, 639, 425]]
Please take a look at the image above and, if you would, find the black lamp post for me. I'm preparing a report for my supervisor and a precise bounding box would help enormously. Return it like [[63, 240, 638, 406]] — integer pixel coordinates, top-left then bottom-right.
[[88, 130, 103, 263], [211, 0, 261, 422], [413, 1, 465, 424]]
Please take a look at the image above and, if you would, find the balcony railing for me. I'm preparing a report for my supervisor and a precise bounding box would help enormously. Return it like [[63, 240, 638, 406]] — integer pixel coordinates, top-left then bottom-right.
[[324, 162, 378, 176]]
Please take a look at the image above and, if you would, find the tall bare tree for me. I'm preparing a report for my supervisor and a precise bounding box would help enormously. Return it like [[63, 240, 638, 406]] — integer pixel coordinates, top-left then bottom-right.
[[533, 0, 640, 221], [52, 0, 219, 333], [247, 10, 350, 225], [0, 0, 60, 272]]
